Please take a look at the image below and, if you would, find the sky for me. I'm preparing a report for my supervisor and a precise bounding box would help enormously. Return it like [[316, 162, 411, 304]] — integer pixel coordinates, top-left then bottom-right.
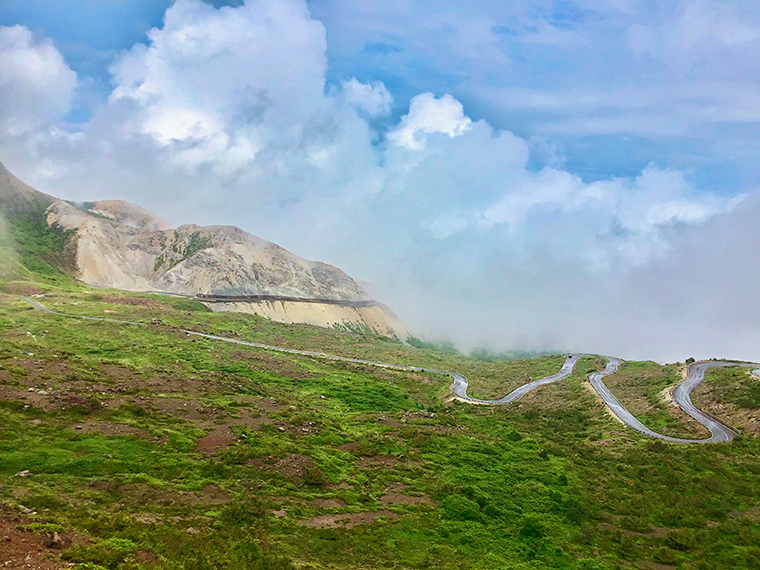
[[1, 0, 759, 362]]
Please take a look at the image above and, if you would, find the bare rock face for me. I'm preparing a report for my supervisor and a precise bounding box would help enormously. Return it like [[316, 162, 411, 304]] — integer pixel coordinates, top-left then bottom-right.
[[1, 161, 406, 337], [88, 200, 170, 231], [46, 201, 373, 301]]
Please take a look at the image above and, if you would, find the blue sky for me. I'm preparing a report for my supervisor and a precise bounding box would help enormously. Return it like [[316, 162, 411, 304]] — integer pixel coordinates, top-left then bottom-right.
[[1, 0, 759, 360], [3, 0, 758, 190]]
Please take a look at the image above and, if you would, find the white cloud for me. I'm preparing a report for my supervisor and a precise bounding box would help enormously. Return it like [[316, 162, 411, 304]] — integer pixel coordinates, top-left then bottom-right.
[[388, 93, 471, 150], [108, 0, 330, 173], [0, 25, 77, 135], [341, 77, 392, 116]]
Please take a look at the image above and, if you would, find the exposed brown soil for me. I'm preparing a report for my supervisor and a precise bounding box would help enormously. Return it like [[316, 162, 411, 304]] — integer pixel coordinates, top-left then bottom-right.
[[326, 482, 353, 490], [731, 505, 760, 522], [297, 497, 346, 508], [0, 283, 45, 296], [296, 509, 400, 529], [115, 482, 229, 510], [379, 492, 432, 506], [0, 517, 89, 569], [230, 351, 316, 379], [247, 454, 317, 483], [195, 424, 234, 453], [0, 358, 74, 384], [118, 483, 181, 508], [183, 485, 230, 507], [77, 420, 155, 440], [376, 416, 402, 428]]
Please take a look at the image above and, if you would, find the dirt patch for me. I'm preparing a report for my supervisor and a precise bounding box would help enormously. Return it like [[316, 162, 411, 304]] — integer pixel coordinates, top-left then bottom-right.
[[118, 483, 181, 508], [334, 441, 361, 452], [0, 358, 74, 386], [181, 485, 230, 506], [77, 420, 156, 440], [296, 509, 400, 529], [0, 283, 45, 296], [376, 416, 402, 428], [230, 351, 315, 380], [99, 364, 141, 383], [0, 517, 89, 569], [379, 492, 433, 507], [136, 550, 158, 565], [256, 399, 284, 412], [247, 454, 318, 483], [0, 385, 53, 409], [307, 498, 346, 508], [731, 505, 760, 522], [195, 424, 234, 454]]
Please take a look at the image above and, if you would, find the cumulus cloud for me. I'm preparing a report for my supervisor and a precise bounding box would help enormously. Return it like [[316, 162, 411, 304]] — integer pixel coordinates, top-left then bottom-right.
[[0, 0, 758, 362], [341, 77, 392, 116], [388, 93, 471, 150], [0, 25, 77, 134], [107, 0, 330, 174]]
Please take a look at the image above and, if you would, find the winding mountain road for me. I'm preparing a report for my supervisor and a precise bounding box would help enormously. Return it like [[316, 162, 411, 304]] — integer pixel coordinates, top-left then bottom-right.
[[589, 359, 740, 443], [19, 297, 752, 444]]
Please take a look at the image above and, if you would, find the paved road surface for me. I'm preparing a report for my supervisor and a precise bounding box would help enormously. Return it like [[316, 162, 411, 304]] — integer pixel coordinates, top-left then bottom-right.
[[450, 354, 580, 404], [19, 297, 751, 444]]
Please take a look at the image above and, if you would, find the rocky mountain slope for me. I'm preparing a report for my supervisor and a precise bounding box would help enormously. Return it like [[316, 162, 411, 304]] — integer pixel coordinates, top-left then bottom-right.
[[0, 162, 407, 337]]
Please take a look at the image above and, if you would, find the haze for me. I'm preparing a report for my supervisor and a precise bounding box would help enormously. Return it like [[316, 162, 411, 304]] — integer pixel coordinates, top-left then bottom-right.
[[1, 0, 759, 362]]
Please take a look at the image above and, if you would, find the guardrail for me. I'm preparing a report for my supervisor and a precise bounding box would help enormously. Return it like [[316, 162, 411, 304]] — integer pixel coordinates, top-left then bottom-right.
[[195, 293, 376, 308]]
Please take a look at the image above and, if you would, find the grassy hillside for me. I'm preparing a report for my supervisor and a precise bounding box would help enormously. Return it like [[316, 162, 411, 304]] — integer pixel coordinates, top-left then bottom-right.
[[0, 190, 78, 288], [0, 281, 759, 569]]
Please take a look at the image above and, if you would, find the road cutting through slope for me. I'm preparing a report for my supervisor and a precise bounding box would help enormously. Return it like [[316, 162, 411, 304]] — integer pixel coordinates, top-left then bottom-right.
[[20, 297, 750, 443]]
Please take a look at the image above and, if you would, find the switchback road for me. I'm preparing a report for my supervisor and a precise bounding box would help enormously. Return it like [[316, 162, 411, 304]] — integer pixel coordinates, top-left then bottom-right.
[[19, 297, 751, 444]]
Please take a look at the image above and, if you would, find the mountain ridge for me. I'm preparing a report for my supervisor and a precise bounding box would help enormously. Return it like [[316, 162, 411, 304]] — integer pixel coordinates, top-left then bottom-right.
[[0, 161, 407, 337]]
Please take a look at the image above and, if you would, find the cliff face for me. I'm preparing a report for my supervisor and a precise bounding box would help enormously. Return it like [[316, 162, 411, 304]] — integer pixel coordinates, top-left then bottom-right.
[[0, 162, 407, 337]]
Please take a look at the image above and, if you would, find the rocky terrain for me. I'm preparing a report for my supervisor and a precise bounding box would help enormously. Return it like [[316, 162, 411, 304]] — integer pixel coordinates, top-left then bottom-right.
[[0, 161, 406, 337]]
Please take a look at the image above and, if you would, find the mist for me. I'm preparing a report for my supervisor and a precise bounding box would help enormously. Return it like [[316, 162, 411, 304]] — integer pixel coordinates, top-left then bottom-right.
[[371, 194, 760, 364]]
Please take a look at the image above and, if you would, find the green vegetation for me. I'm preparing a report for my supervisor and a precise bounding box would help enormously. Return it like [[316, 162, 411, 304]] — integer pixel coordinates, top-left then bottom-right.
[[153, 231, 212, 273], [0, 281, 759, 569], [600, 360, 710, 439], [183, 231, 212, 260], [1, 201, 78, 286], [700, 367, 760, 410]]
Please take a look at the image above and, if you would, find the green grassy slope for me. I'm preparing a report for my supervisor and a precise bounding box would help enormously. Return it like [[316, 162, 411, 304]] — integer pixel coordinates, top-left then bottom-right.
[[0, 283, 759, 570]]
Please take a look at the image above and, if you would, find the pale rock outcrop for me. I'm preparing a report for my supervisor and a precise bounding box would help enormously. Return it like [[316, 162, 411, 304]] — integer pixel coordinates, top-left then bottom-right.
[[0, 158, 406, 337]]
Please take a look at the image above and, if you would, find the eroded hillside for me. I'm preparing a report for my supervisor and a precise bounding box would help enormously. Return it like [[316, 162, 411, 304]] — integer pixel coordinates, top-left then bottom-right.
[[0, 161, 406, 337]]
